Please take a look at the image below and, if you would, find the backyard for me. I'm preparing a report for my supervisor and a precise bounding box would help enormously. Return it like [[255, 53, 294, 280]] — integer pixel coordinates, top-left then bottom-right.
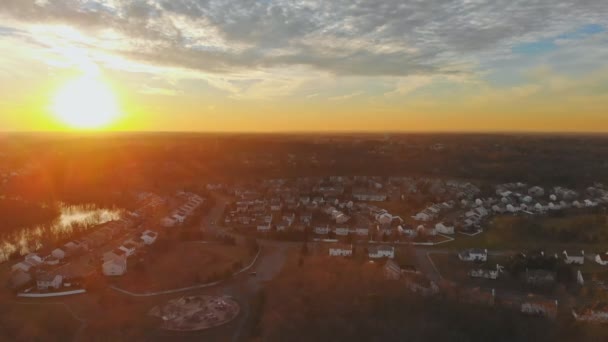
[[443, 214, 608, 252], [112, 241, 254, 292]]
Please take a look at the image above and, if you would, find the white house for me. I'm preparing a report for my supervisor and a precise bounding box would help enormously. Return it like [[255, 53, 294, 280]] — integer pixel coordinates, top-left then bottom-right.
[[257, 223, 271, 233], [417, 225, 436, 236], [435, 222, 454, 235], [470, 268, 499, 280], [354, 227, 369, 236], [376, 212, 393, 225], [119, 243, 137, 257], [458, 248, 488, 262], [11, 261, 36, 273], [469, 264, 503, 280], [585, 199, 597, 207], [329, 245, 353, 257], [51, 248, 66, 260], [369, 245, 395, 259], [103, 257, 127, 276], [528, 186, 545, 197], [36, 272, 63, 291], [335, 213, 350, 224], [522, 300, 558, 318], [563, 250, 585, 265], [412, 212, 432, 221], [334, 227, 350, 236], [314, 225, 331, 235], [141, 230, 158, 245], [25, 253, 43, 265], [596, 253, 608, 266]]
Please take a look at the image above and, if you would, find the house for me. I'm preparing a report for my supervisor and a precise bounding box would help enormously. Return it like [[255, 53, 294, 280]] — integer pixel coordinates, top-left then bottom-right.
[[521, 299, 558, 318], [314, 225, 331, 235], [376, 212, 393, 225], [416, 225, 436, 236], [563, 250, 585, 265], [299, 212, 313, 225], [45, 256, 60, 266], [384, 260, 402, 280], [276, 220, 291, 232], [352, 188, 387, 202], [270, 198, 283, 211], [573, 302, 608, 322], [596, 253, 608, 266], [528, 186, 545, 197], [25, 253, 43, 265], [119, 242, 137, 257], [398, 225, 417, 237], [103, 256, 127, 276], [435, 222, 454, 235], [141, 230, 158, 245], [412, 212, 432, 221], [103, 248, 128, 263], [354, 227, 369, 236], [525, 269, 556, 286], [51, 248, 66, 260], [458, 248, 488, 262], [257, 223, 271, 233], [11, 261, 36, 273], [335, 213, 350, 224], [369, 245, 395, 259], [36, 272, 63, 291], [334, 227, 350, 236], [329, 244, 353, 257], [469, 264, 503, 280]]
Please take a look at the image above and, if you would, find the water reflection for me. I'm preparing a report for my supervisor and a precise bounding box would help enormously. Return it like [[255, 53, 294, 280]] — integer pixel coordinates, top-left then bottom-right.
[[1, 203, 122, 262]]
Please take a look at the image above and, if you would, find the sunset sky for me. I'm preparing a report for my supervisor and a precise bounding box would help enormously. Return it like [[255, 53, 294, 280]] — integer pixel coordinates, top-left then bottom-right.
[[0, 0, 607, 132]]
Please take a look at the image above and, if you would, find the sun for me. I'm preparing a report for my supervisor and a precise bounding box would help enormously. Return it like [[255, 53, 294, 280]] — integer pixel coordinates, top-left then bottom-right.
[[51, 75, 120, 129]]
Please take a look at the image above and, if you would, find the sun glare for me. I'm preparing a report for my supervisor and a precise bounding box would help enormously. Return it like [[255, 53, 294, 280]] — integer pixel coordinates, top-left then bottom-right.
[[51, 75, 120, 129]]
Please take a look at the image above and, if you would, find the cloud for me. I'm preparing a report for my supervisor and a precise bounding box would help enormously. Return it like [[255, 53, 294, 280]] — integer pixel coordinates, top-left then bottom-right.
[[1, 0, 606, 79], [139, 85, 179, 96], [0, 0, 607, 109], [328, 91, 363, 101]]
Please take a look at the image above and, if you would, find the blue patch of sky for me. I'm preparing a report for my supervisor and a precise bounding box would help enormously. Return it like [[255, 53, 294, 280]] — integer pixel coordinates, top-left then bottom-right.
[[512, 23, 605, 56]]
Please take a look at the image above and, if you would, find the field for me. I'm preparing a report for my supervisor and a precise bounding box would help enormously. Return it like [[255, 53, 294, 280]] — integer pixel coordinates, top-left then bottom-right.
[[0, 302, 82, 341], [444, 214, 608, 252], [112, 242, 254, 292]]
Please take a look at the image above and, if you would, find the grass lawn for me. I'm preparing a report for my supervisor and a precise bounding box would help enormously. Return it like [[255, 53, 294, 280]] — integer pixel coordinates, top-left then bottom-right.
[[438, 214, 608, 253], [0, 303, 81, 341], [112, 242, 254, 292]]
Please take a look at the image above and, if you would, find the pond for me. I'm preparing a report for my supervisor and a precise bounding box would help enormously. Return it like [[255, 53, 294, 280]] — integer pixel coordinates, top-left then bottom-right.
[[1, 203, 122, 262]]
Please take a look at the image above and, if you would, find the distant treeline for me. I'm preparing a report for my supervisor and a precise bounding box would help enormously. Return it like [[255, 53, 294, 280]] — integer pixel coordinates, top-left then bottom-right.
[[3, 134, 608, 203]]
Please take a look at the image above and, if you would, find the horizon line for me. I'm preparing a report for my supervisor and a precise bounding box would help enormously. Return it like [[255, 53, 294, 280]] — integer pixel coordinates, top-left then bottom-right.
[[2, 130, 608, 136]]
